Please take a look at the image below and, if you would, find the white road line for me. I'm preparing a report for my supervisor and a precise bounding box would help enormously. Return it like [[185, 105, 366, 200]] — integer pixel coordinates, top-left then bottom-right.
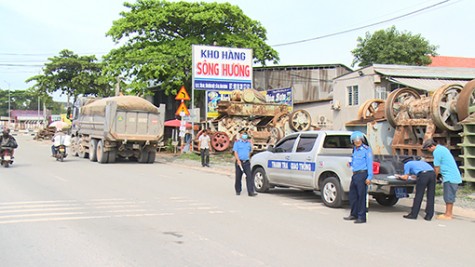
[[53, 175, 68, 182], [0, 205, 142, 214]]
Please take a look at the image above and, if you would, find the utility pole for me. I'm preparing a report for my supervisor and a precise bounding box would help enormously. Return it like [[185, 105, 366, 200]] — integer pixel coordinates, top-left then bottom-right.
[[3, 80, 11, 127], [115, 77, 121, 96]]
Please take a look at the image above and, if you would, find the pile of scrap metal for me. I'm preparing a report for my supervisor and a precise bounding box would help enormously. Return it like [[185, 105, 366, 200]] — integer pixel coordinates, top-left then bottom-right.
[[33, 126, 57, 141], [200, 88, 315, 152]]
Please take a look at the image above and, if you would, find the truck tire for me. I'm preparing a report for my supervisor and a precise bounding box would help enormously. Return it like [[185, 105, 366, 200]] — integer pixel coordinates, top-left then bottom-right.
[[108, 148, 117, 163], [89, 139, 98, 162], [321, 177, 343, 208], [96, 140, 109, 164], [147, 151, 156, 163], [253, 167, 270, 193], [71, 136, 79, 157], [375, 195, 399, 207], [138, 150, 148, 163]]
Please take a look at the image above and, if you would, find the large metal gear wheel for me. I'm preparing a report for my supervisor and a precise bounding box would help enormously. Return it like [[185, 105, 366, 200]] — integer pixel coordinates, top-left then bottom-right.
[[211, 131, 230, 152], [358, 99, 385, 120], [430, 84, 463, 131], [456, 79, 475, 121], [385, 88, 420, 128], [289, 110, 312, 132]]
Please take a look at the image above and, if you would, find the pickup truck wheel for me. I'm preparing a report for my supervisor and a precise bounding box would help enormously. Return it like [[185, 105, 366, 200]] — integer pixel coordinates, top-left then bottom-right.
[[375, 195, 399, 207], [253, 167, 270, 193], [96, 140, 109, 164], [321, 177, 342, 208], [89, 139, 98, 162]]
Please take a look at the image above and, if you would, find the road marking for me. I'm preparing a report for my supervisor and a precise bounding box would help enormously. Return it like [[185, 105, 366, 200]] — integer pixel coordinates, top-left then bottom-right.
[[53, 175, 68, 182]]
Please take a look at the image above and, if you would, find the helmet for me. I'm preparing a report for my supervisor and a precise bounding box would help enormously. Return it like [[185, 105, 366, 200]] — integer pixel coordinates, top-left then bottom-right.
[[350, 131, 365, 142]]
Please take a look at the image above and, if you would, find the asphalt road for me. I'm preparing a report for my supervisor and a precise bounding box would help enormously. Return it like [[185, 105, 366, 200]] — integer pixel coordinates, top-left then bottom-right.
[[0, 135, 474, 267]]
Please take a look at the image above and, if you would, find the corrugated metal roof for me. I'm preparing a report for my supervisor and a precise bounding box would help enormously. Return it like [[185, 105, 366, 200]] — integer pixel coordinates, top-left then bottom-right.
[[389, 77, 468, 92], [373, 64, 475, 79]]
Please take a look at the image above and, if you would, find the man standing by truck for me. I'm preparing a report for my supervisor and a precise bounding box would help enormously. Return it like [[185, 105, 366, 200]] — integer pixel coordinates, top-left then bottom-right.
[[344, 131, 373, 224], [422, 139, 462, 220]]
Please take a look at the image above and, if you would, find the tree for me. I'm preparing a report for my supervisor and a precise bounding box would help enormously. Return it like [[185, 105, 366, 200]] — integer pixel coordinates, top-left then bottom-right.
[[351, 26, 438, 67], [0, 89, 61, 116], [104, 0, 279, 96], [26, 49, 113, 104]]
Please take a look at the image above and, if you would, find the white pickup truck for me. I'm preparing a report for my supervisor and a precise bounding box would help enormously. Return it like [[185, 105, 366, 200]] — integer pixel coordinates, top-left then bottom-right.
[[250, 130, 416, 208]]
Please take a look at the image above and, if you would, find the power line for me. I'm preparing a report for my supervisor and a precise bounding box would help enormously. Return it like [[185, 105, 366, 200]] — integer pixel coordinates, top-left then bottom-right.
[[272, 0, 452, 47]]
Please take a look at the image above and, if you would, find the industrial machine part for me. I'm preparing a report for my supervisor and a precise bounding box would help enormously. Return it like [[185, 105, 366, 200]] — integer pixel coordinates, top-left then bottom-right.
[[456, 79, 475, 121], [460, 113, 475, 182], [203, 89, 314, 152], [358, 99, 386, 121], [384, 85, 463, 158]]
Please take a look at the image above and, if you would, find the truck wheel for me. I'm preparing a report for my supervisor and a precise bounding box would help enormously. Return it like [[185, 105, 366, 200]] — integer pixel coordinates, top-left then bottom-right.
[[96, 140, 109, 164], [147, 151, 156, 163], [108, 149, 117, 163], [71, 137, 79, 157], [321, 177, 342, 208], [89, 139, 98, 162], [375, 195, 399, 207], [138, 150, 148, 163], [253, 167, 270, 193]]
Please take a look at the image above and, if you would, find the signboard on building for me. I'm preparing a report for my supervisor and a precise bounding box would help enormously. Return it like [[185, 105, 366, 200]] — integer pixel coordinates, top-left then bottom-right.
[[192, 45, 253, 91], [266, 87, 293, 108]]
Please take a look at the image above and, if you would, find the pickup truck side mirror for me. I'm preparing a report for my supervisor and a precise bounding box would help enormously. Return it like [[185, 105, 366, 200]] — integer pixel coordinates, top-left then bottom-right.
[[267, 145, 275, 152]]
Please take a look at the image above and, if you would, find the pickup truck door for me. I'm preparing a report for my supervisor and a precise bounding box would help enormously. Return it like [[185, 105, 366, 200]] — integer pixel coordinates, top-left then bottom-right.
[[284, 133, 318, 187], [266, 135, 298, 184]]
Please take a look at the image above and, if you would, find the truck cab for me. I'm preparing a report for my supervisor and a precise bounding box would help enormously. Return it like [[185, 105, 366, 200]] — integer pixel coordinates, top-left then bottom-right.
[[251, 130, 416, 208]]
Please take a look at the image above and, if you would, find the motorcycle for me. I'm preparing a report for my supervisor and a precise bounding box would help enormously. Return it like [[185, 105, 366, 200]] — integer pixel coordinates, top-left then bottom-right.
[[54, 145, 67, 162], [1, 147, 14, 167]]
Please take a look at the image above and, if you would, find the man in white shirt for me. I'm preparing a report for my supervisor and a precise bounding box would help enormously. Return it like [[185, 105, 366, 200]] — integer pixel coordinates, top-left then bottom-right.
[[198, 129, 211, 167]]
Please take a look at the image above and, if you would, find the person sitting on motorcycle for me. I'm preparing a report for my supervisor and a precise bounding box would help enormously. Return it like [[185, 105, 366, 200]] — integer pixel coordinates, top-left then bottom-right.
[[51, 128, 68, 157], [0, 128, 18, 157]]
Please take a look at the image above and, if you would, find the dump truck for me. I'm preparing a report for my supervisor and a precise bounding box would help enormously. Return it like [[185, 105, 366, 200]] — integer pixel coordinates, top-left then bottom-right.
[[70, 96, 164, 164]]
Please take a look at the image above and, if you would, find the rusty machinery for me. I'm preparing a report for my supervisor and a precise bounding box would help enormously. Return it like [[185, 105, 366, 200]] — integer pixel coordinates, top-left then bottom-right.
[[203, 89, 313, 152], [384, 84, 464, 158]]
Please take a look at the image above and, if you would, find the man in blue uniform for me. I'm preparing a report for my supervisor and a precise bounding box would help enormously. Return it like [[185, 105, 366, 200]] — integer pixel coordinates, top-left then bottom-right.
[[398, 157, 435, 221], [233, 131, 257, 197], [344, 131, 373, 224], [422, 139, 462, 220]]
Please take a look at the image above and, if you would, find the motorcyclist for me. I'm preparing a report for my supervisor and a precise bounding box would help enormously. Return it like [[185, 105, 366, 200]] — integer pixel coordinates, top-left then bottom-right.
[[0, 128, 18, 157], [51, 128, 68, 157]]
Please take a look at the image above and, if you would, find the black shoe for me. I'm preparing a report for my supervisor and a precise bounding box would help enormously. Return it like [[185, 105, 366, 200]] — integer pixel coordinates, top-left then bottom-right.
[[424, 216, 432, 221], [343, 216, 357, 221], [354, 219, 366, 224], [206, 164, 210, 167], [248, 192, 258, 197], [236, 192, 241, 196], [403, 214, 417, 220]]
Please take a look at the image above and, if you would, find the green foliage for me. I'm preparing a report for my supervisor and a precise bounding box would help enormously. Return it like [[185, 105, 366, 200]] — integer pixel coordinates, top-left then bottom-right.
[[25, 49, 114, 103], [104, 0, 279, 96], [0, 89, 62, 116], [351, 26, 438, 67]]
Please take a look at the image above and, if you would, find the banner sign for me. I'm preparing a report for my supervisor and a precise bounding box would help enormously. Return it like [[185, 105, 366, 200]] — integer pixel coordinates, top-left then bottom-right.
[[206, 90, 233, 118], [192, 45, 253, 91], [265, 87, 293, 107]]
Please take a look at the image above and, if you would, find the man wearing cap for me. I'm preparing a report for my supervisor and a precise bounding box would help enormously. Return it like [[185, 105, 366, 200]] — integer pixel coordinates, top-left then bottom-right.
[[344, 131, 373, 224], [422, 139, 462, 220], [398, 157, 436, 221], [233, 131, 257, 197]]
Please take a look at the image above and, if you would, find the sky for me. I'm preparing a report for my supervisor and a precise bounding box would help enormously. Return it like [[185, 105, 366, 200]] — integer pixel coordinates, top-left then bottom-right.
[[0, 0, 473, 95]]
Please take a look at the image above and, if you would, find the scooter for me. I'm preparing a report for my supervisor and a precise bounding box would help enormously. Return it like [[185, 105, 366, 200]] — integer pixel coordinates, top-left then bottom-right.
[[0, 147, 14, 167], [54, 145, 67, 162]]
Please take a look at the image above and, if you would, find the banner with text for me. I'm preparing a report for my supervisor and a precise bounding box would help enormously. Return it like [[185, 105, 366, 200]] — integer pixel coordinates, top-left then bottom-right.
[[206, 90, 233, 118], [192, 45, 253, 91]]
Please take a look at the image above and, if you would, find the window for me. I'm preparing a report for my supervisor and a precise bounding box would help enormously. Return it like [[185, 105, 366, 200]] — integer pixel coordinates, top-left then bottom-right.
[[274, 137, 297, 153], [375, 86, 388, 100], [323, 135, 353, 149], [347, 85, 359, 106], [296, 134, 318, 153]]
